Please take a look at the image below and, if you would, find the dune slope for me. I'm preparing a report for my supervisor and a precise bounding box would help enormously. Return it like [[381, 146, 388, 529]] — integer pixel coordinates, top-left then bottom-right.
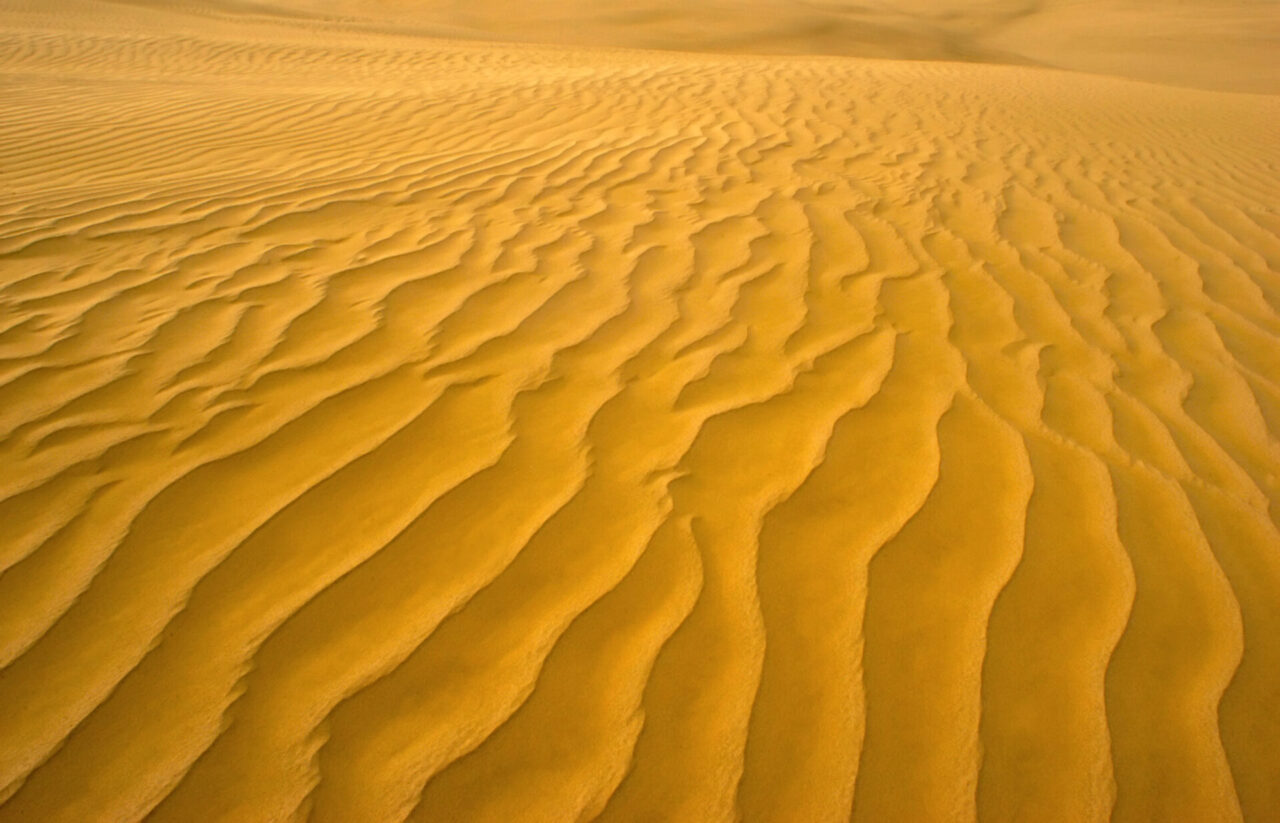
[[53, 0, 1280, 93], [1, 3, 1279, 822]]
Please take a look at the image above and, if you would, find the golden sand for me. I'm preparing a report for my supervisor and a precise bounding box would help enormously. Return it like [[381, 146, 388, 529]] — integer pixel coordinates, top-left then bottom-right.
[[1, 1, 1278, 821]]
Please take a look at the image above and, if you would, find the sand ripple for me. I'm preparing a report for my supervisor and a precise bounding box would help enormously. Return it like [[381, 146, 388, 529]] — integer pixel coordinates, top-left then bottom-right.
[[1, 7, 1279, 822]]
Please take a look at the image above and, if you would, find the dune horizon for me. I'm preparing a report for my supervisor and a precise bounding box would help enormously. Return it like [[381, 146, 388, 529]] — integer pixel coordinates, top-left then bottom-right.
[[46, 0, 1280, 93], [1, 1, 1279, 821]]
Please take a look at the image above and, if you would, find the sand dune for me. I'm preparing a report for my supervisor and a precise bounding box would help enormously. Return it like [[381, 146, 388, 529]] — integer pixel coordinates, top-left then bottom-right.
[[1, 0, 1279, 821], [40, 0, 1278, 93]]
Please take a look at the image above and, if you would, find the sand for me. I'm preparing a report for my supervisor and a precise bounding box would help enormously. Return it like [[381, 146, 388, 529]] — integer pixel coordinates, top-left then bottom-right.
[[0, 1, 1278, 821]]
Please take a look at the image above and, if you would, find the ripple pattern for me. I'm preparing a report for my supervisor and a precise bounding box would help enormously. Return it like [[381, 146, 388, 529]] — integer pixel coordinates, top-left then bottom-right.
[[1, 10, 1279, 823]]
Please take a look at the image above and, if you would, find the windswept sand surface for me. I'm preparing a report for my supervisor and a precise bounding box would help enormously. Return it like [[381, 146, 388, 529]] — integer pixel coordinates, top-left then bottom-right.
[[58, 0, 1280, 93], [2, 2, 1280, 821]]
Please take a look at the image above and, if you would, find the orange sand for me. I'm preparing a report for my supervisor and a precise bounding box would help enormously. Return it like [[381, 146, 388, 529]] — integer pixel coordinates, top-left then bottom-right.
[[1, 1, 1278, 821]]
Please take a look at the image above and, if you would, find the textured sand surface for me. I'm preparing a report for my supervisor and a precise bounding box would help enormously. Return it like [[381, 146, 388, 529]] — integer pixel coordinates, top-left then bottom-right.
[[80, 0, 1280, 93], [1, 1, 1279, 821]]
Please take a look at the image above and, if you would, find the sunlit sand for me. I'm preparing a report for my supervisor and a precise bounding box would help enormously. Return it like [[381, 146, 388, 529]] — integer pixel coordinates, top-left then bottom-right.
[[1, 1, 1278, 821]]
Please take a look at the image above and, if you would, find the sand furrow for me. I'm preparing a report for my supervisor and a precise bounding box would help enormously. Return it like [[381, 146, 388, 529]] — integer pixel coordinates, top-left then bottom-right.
[[851, 392, 1033, 823], [977, 436, 1133, 822], [1104, 465, 1245, 823]]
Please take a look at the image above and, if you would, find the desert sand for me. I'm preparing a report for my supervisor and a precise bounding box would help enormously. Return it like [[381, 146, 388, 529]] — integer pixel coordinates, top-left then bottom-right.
[[1, 0, 1278, 821]]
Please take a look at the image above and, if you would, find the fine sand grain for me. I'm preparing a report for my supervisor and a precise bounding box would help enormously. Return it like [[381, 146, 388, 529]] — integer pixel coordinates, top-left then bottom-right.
[[1, 1, 1278, 821]]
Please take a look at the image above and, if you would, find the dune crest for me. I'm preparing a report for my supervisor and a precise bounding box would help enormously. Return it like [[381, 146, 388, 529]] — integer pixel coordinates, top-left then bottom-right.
[[1, 1, 1279, 821]]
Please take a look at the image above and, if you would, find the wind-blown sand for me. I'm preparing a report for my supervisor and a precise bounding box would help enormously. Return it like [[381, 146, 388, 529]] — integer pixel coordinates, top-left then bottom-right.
[[1, 1, 1278, 821]]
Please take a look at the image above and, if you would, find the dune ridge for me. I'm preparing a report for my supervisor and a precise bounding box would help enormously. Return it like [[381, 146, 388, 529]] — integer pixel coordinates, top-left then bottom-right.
[[1, 3, 1280, 821]]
